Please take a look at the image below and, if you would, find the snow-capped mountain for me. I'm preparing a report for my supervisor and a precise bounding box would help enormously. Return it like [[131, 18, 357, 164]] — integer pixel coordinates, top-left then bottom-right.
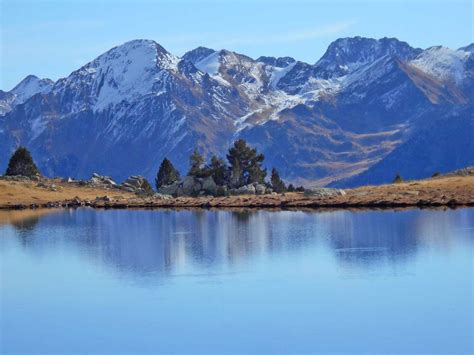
[[1, 37, 472, 186], [0, 75, 53, 115]]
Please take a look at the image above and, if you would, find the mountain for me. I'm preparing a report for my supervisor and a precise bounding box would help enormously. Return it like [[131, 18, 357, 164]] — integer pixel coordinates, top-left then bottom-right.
[[0, 75, 53, 115], [1, 37, 473, 186]]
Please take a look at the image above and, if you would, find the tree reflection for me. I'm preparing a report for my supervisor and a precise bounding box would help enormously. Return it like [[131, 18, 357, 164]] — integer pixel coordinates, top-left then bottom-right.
[[5, 208, 471, 277]]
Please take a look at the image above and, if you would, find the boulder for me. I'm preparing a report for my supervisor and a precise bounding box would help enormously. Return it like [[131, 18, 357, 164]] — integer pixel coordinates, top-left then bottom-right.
[[179, 176, 196, 196], [95, 195, 111, 202], [62, 177, 75, 183], [304, 188, 346, 197], [154, 193, 173, 200], [235, 184, 256, 195], [255, 184, 266, 195], [90, 173, 117, 187], [120, 175, 154, 195], [158, 182, 180, 196], [200, 176, 217, 195], [121, 186, 135, 193], [123, 175, 144, 188]]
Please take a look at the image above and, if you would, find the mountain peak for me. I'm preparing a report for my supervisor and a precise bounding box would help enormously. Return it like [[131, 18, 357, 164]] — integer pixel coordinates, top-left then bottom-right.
[[314, 36, 421, 78], [458, 43, 474, 53], [11, 75, 53, 92], [410, 45, 471, 83], [257, 56, 296, 68], [52, 38, 180, 111], [9, 74, 53, 103], [182, 46, 216, 64]]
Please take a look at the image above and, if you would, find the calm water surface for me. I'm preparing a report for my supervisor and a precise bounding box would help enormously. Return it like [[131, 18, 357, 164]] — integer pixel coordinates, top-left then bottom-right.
[[0, 208, 473, 354]]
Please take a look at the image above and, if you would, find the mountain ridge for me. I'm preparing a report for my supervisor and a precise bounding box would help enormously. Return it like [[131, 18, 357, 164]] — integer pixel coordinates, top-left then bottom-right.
[[1, 36, 472, 187]]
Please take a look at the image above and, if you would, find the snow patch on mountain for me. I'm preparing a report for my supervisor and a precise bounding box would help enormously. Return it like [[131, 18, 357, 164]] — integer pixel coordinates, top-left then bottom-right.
[[195, 51, 221, 75], [411, 46, 470, 83], [269, 61, 297, 88]]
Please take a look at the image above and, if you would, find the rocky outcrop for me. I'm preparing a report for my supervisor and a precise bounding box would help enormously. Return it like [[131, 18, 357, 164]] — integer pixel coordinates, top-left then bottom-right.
[[443, 166, 474, 177], [229, 183, 268, 195], [121, 175, 153, 195], [158, 177, 271, 197], [304, 188, 346, 197], [158, 176, 218, 197], [89, 173, 118, 188]]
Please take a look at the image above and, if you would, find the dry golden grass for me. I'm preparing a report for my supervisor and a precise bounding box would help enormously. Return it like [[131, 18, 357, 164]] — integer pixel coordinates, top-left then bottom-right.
[[0, 179, 135, 207], [0, 174, 472, 210]]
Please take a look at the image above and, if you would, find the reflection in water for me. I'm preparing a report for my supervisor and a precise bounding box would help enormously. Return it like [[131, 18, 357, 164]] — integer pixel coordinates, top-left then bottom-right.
[[3, 208, 473, 276], [1, 208, 473, 355]]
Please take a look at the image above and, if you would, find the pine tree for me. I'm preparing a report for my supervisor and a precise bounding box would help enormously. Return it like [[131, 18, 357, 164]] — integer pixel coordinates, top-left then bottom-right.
[[155, 158, 180, 189], [188, 148, 205, 177], [226, 139, 266, 187], [393, 173, 403, 184], [230, 159, 242, 187], [5, 147, 40, 177], [270, 168, 286, 193], [209, 155, 229, 186], [287, 183, 295, 192]]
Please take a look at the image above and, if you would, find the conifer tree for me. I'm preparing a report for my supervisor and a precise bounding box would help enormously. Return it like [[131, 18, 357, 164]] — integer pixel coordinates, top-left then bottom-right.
[[209, 155, 229, 186], [155, 158, 180, 189], [393, 173, 403, 184], [226, 139, 266, 187], [188, 148, 205, 177], [270, 168, 286, 193], [5, 147, 40, 177]]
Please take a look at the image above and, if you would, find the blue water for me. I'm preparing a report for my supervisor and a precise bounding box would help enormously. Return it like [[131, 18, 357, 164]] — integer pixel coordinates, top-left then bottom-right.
[[0, 208, 473, 354]]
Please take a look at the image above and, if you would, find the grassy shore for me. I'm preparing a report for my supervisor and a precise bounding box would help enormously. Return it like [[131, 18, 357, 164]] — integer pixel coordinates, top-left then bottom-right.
[[0, 173, 473, 210]]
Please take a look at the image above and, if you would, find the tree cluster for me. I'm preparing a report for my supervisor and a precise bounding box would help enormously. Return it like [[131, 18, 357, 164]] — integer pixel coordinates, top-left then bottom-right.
[[155, 139, 300, 193]]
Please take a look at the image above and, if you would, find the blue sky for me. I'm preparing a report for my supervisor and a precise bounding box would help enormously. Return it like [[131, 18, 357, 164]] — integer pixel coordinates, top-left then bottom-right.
[[1, 0, 472, 90]]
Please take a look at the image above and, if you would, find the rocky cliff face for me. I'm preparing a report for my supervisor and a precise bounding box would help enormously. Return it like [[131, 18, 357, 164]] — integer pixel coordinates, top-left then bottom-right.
[[1, 37, 473, 186]]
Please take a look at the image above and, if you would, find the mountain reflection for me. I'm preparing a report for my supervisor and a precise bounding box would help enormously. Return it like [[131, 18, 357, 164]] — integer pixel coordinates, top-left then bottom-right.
[[3, 208, 473, 276]]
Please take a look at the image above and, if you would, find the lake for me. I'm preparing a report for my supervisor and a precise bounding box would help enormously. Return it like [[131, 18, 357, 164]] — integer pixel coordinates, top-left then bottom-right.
[[1, 208, 473, 354]]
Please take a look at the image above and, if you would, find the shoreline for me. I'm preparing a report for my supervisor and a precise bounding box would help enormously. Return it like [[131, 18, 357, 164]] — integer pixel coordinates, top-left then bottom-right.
[[1, 174, 473, 211]]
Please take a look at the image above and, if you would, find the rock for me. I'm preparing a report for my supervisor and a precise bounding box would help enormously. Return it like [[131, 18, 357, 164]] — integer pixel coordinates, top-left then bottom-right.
[[158, 182, 180, 196], [445, 167, 474, 177], [154, 193, 173, 200], [1, 175, 31, 182], [236, 184, 256, 195], [121, 186, 136, 193], [95, 195, 111, 202], [265, 187, 273, 194], [123, 175, 144, 188], [304, 188, 346, 197], [62, 177, 75, 183], [200, 176, 217, 195], [255, 184, 266, 195], [182, 176, 197, 195], [120, 175, 154, 195], [90, 173, 117, 187]]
